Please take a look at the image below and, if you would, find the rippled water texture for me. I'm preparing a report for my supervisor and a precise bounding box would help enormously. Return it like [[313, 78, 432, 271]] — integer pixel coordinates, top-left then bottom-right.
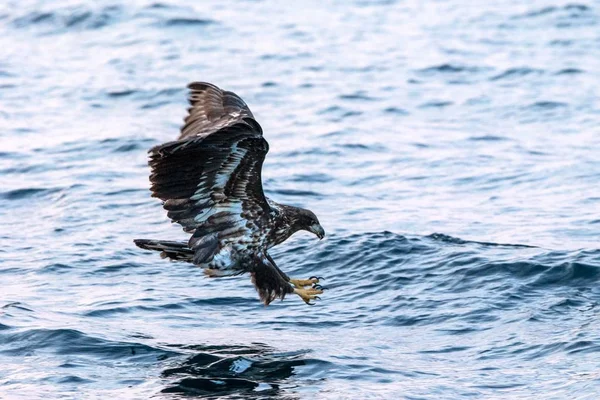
[[2, 0, 600, 398]]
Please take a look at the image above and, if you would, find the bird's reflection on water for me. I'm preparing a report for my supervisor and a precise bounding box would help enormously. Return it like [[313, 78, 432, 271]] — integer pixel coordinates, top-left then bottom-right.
[[160, 343, 308, 398]]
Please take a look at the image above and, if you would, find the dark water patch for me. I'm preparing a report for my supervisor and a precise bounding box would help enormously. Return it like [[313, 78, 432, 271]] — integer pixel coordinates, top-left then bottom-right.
[[40, 263, 72, 274], [290, 172, 333, 183], [43, 136, 156, 157], [565, 340, 600, 354], [490, 67, 544, 81], [51, 375, 94, 384], [0, 151, 28, 159], [419, 345, 471, 354], [12, 11, 53, 26], [335, 142, 387, 152], [555, 68, 583, 75], [162, 377, 261, 396], [145, 2, 176, 10], [549, 39, 574, 47], [281, 148, 342, 158], [260, 53, 310, 62], [426, 233, 536, 248], [105, 87, 181, 103], [526, 101, 568, 110], [163, 17, 216, 27], [468, 135, 509, 142], [338, 92, 378, 101], [511, 4, 591, 21], [91, 262, 141, 275], [318, 105, 348, 115], [385, 314, 454, 327], [107, 89, 137, 98], [84, 302, 186, 317], [435, 326, 485, 335], [114, 142, 144, 152], [2, 302, 33, 312], [418, 64, 486, 76], [140, 100, 171, 109], [1, 162, 56, 174], [529, 261, 600, 287], [565, 4, 590, 12], [461, 260, 549, 281], [269, 188, 322, 197], [104, 188, 146, 196], [189, 296, 256, 307], [384, 106, 409, 115], [161, 344, 314, 397], [1, 187, 61, 200], [419, 64, 467, 74], [419, 100, 453, 108], [316, 105, 363, 120], [11, 5, 123, 33], [512, 6, 558, 19]]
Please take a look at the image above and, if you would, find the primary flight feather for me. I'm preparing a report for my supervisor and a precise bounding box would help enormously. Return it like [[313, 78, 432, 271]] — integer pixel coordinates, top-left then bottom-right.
[[134, 82, 325, 305]]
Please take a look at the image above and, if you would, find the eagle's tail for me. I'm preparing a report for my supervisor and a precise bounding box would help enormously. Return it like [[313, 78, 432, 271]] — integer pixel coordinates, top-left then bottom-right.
[[134, 239, 194, 262]]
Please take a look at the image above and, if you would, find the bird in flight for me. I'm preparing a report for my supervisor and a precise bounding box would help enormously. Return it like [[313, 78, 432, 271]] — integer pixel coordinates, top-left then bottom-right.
[[134, 82, 325, 305]]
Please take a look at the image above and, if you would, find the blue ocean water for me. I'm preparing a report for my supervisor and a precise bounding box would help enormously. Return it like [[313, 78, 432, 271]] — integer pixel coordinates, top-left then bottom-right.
[[1, 0, 600, 398]]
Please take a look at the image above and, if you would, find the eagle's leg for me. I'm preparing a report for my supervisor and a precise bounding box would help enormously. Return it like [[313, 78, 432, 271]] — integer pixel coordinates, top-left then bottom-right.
[[293, 287, 323, 305], [289, 276, 322, 288]]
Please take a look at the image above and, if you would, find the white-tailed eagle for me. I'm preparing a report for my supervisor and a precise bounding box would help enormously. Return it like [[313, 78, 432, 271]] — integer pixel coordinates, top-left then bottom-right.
[[134, 82, 325, 305]]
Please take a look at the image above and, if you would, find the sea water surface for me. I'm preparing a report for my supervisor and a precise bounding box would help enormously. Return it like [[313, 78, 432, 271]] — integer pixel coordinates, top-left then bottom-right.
[[1, 0, 600, 398]]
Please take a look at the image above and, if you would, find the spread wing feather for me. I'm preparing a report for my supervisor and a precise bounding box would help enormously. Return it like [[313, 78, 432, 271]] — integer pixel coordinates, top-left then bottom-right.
[[147, 83, 270, 256], [180, 82, 259, 140]]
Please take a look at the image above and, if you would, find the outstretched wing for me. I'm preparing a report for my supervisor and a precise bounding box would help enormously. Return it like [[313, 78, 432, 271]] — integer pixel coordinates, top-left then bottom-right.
[[179, 82, 257, 140], [147, 83, 270, 259]]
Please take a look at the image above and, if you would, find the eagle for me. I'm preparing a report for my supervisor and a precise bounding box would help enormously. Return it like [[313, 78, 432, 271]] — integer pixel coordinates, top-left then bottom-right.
[[134, 82, 326, 305]]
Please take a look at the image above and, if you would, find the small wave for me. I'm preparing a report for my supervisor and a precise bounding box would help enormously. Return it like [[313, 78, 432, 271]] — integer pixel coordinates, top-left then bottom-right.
[[418, 64, 484, 74], [107, 89, 137, 98], [555, 68, 583, 75], [526, 101, 568, 110], [269, 188, 323, 197], [419, 100, 453, 108], [1, 187, 61, 200], [512, 4, 590, 20], [163, 17, 216, 27], [490, 67, 544, 81], [338, 92, 378, 101], [426, 233, 536, 248], [0, 328, 178, 360], [468, 135, 509, 142], [11, 5, 123, 33], [383, 106, 409, 115]]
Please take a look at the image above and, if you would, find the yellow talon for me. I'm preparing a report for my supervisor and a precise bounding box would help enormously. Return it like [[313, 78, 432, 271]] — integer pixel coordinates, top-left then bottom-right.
[[293, 287, 323, 305], [289, 277, 319, 288]]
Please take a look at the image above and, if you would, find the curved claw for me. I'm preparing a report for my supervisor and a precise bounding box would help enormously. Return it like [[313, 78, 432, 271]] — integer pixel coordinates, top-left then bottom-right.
[[309, 276, 324, 281], [293, 287, 323, 305], [313, 284, 323, 290]]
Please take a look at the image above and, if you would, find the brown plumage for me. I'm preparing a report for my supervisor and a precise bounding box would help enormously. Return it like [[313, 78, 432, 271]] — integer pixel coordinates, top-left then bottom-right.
[[134, 82, 326, 305]]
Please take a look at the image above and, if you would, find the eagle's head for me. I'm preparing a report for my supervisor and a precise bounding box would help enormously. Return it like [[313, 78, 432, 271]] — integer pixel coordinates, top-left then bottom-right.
[[294, 208, 325, 240]]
